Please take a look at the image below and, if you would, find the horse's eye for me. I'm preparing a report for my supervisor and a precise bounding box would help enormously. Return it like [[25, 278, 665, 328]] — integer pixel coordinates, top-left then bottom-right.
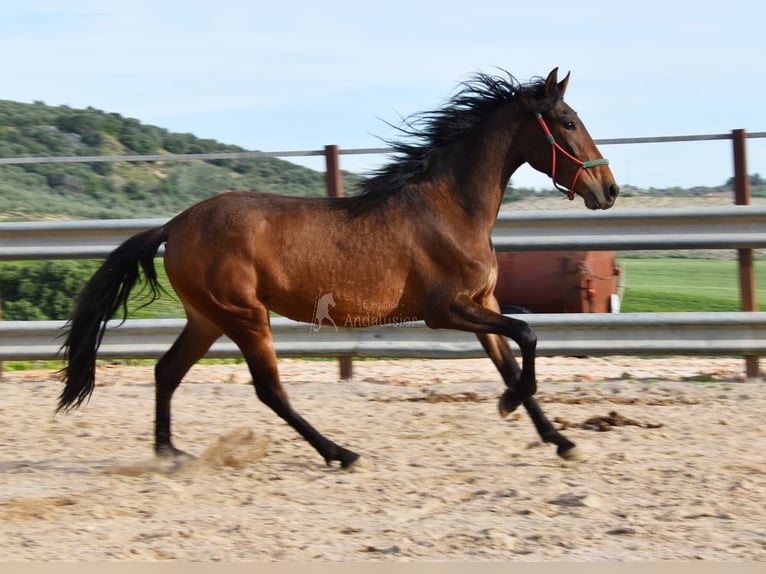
[[563, 120, 576, 130]]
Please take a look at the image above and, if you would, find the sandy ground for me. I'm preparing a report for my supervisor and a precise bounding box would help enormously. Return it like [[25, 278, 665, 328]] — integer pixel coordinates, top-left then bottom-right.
[[0, 356, 764, 562]]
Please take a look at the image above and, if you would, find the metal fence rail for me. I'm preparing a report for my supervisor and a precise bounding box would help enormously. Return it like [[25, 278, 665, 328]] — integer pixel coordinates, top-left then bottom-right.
[[492, 205, 766, 251], [2, 313, 765, 362], [2, 205, 766, 260], [0, 131, 763, 167]]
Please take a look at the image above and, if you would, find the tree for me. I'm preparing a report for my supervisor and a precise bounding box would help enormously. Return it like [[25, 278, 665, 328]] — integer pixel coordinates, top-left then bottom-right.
[[725, 173, 764, 188], [0, 261, 98, 320]]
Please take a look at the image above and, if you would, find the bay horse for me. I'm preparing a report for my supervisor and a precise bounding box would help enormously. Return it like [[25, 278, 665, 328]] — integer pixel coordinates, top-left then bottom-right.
[[58, 68, 618, 468]]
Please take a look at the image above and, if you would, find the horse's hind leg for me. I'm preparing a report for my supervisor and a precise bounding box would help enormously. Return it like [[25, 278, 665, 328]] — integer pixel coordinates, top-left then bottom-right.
[[477, 332, 583, 461], [154, 312, 222, 459], [227, 309, 359, 468]]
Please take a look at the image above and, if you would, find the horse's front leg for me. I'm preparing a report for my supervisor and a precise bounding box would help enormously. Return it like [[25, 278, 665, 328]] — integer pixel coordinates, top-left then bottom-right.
[[477, 331, 583, 461], [471, 295, 526, 417], [428, 293, 538, 410], [428, 293, 582, 461]]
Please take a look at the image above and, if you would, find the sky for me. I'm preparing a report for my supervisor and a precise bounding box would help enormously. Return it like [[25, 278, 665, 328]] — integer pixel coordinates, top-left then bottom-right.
[[2, 0, 765, 190]]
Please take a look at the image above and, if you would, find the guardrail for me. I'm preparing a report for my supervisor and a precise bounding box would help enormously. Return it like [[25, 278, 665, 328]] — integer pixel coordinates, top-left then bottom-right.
[[2, 205, 766, 260], [2, 313, 765, 362], [1, 206, 764, 378]]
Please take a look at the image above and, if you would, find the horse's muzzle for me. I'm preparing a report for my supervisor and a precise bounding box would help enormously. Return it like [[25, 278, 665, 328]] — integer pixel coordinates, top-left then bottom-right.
[[586, 183, 619, 210]]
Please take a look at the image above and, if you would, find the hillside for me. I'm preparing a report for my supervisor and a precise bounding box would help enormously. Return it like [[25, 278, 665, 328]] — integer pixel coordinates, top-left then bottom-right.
[[0, 100, 361, 220]]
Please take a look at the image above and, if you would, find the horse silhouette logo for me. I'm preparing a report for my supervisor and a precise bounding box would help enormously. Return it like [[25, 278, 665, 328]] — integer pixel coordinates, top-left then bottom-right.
[[311, 292, 338, 332]]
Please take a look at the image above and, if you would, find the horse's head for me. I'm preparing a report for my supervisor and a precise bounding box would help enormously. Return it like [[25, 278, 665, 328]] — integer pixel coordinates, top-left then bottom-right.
[[523, 68, 619, 210]]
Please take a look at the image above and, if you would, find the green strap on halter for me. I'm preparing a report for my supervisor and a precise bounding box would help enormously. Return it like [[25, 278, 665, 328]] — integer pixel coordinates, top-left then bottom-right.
[[581, 158, 609, 168]]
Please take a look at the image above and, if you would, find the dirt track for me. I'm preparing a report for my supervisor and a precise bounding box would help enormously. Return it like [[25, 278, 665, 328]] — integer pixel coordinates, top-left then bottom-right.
[[1, 356, 764, 561]]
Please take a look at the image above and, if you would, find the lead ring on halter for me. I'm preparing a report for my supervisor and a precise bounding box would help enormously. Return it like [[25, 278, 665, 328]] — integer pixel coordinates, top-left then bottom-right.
[[535, 112, 609, 200]]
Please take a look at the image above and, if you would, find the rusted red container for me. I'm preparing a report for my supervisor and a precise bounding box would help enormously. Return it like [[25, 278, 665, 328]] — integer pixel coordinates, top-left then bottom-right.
[[494, 251, 621, 313]]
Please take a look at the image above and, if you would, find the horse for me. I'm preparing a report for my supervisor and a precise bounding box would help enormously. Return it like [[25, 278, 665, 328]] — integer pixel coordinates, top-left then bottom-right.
[[57, 68, 618, 469]]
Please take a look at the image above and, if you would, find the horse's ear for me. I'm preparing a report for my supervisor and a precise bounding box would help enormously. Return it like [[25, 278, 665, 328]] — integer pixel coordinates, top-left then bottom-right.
[[544, 67, 569, 99], [544, 68, 559, 97]]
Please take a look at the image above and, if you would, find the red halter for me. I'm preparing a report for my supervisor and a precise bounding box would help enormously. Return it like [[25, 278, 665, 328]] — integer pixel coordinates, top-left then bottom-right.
[[535, 113, 609, 200]]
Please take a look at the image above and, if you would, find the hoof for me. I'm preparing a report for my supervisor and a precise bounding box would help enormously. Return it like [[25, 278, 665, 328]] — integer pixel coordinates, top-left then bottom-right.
[[325, 447, 360, 470], [340, 450, 360, 469], [557, 445, 586, 462], [498, 391, 523, 418], [156, 445, 196, 462], [341, 454, 363, 471]]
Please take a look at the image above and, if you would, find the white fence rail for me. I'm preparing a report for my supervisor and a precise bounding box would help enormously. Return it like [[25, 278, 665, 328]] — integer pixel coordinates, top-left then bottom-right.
[[2, 313, 766, 362], [2, 205, 766, 260]]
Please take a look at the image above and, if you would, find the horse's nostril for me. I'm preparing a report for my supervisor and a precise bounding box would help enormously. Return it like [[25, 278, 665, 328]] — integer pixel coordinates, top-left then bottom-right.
[[609, 184, 620, 199]]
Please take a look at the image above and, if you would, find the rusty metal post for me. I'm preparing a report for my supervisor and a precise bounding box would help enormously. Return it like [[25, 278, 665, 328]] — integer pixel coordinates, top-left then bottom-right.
[[324, 145, 354, 380], [732, 129, 761, 380]]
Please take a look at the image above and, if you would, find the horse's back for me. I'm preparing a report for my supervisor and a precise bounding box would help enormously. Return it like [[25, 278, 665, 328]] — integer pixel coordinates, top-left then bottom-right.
[[160, 192, 356, 321], [160, 190, 427, 325]]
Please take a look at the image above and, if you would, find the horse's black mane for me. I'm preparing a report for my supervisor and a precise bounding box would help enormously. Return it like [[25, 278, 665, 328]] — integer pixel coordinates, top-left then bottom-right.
[[342, 71, 561, 216]]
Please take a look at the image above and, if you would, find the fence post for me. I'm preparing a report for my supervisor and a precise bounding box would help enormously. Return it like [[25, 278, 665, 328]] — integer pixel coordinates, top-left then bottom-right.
[[324, 144, 354, 380], [0, 296, 3, 380], [732, 129, 761, 380]]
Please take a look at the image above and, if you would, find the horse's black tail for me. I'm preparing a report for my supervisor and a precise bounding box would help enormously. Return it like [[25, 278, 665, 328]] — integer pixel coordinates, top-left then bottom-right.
[[57, 226, 168, 412]]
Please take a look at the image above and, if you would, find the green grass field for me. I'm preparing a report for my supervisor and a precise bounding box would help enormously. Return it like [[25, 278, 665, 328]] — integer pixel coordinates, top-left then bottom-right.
[[618, 257, 766, 312]]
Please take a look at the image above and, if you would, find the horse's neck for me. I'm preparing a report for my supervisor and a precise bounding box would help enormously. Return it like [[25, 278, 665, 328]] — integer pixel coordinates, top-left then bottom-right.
[[437, 122, 525, 230]]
